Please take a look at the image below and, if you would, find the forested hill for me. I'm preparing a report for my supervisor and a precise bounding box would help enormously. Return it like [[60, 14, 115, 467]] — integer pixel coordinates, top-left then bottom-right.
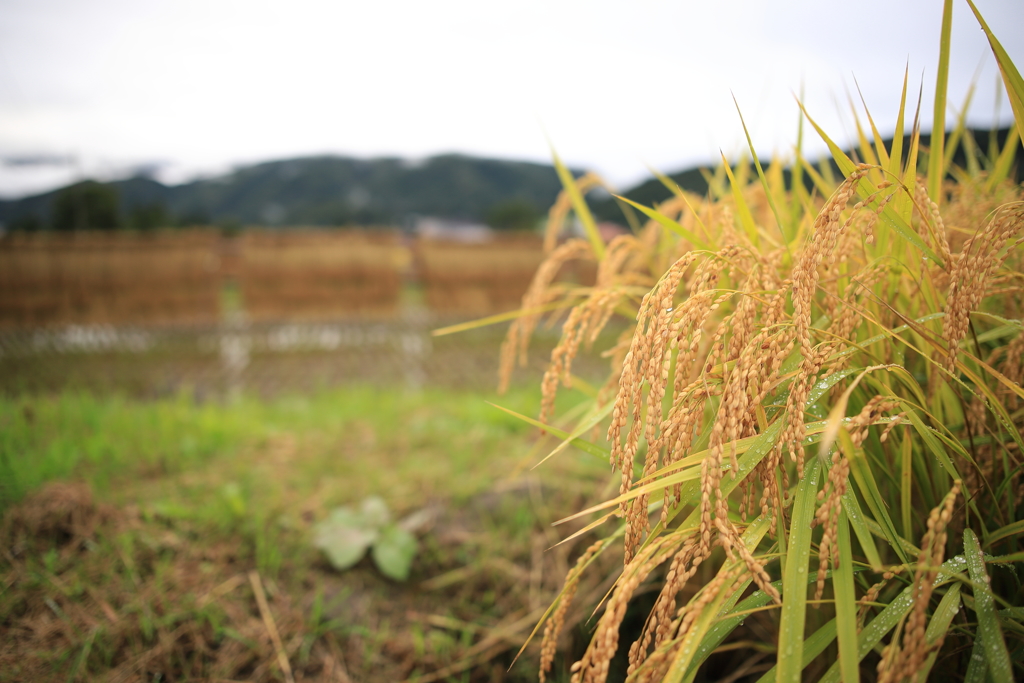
[[1, 127, 1019, 231], [0, 154, 575, 231]]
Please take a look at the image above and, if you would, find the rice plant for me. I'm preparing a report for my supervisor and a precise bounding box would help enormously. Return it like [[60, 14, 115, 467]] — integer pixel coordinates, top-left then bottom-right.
[[499, 1, 1024, 680]]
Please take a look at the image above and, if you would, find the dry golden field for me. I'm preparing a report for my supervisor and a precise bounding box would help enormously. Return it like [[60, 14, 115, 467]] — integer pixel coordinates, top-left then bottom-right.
[[417, 233, 596, 316], [0, 231, 221, 327], [238, 229, 407, 322], [0, 228, 595, 327]]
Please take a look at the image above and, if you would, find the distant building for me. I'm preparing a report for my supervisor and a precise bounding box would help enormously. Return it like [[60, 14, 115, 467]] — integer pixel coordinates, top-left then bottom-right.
[[561, 216, 630, 243], [598, 222, 629, 242], [413, 216, 493, 243]]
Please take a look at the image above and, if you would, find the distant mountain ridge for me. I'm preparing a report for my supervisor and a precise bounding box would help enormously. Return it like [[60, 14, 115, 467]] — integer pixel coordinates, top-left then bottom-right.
[[0, 154, 576, 231], [0, 127, 1019, 232]]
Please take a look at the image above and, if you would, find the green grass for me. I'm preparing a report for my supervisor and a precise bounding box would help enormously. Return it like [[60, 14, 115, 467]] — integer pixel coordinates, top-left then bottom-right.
[[1, 385, 550, 513], [0, 384, 612, 682]]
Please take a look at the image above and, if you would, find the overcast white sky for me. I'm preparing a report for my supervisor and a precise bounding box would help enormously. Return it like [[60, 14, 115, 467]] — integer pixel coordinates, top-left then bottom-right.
[[0, 0, 1022, 199]]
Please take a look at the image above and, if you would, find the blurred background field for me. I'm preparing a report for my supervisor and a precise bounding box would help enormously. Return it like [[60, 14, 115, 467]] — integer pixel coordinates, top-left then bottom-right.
[[0, 226, 622, 682], [0, 228, 603, 395]]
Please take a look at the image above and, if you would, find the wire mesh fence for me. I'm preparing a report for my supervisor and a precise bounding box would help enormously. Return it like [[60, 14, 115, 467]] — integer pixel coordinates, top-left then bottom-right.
[[0, 310, 620, 398], [0, 228, 613, 397]]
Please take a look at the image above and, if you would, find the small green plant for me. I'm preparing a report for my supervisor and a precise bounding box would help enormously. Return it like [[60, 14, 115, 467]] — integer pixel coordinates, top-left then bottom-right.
[[313, 496, 418, 581]]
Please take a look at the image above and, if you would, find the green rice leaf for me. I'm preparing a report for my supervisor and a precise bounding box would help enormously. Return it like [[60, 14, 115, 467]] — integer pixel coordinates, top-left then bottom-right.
[[486, 403, 607, 459], [944, 86, 975, 173], [776, 456, 821, 682], [797, 151, 834, 198], [987, 519, 1024, 548], [848, 92, 881, 169], [842, 488, 883, 571], [834, 510, 860, 683], [733, 94, 788, 243], [853, 78, 891, 169], [683, 580, 758, 683], [551, 148, 605, 259], [988, 125, 1020, 190], [431, 299, 576, 336], [965, 0, 1024, 146], [720, 153, 760, 247], [889, 65, 909, 185], [901, 82, 924, 218], [531, 400, 614, 470], [929, 0, 954, 202], [819, 555, 969, 683], [663, 515, 772, 682], [964, 528, 1014, 683], [754, 619, 837, 683], [647, 167, 714, 243], [797, 101, 943, 265], [614, 195, 712, 251], [844, 429, 912, 565], [963, 637, 988, 683], [900, 434, 913, 539], [897, 400, 962, 484], [918, 583, 962, 682], [954, 361, 1024, 455]]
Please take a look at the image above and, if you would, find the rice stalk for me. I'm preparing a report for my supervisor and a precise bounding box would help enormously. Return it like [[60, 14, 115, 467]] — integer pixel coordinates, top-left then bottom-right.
[[492, 3, 1024, 680]]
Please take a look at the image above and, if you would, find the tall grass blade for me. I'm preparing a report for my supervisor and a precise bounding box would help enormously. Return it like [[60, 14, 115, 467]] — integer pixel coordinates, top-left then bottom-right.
[[854, 77, 891, 169], [732, 94, 788, 243], [900, 435, 913, 539], [754, 619, 837, 683], [987, 519, 1024, 548], [486, 403, 607, 459], [929, 0, 954, 202], [902, 79, 924, 217], [842, 488, 883, 571], [797, 151, 833, 198], [847, 88, 881, 170], [944, 86, 975, 172], [889, 65, 909, 184], [988, 125, 1020, 189], [963, 637, 988, 683], [834, 510, 860, 683], [843, 429, 912, 565], [776, 456, 821, 682], [614, 195, 712, 250], [791, 85, 807, 236], [720, 152, 760, 247], [965, 0, 1024, 143], [531, 401, 613, 470], [917, 583, 962, 681], [663, 516, 772, 683], [647, 166, 714, 237], [431, 300, 573, 336], [819, 555, 969, 683], [797, 101, 943, 265], [964, 528, 1014, 683], [551, 149, 605, 259]]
